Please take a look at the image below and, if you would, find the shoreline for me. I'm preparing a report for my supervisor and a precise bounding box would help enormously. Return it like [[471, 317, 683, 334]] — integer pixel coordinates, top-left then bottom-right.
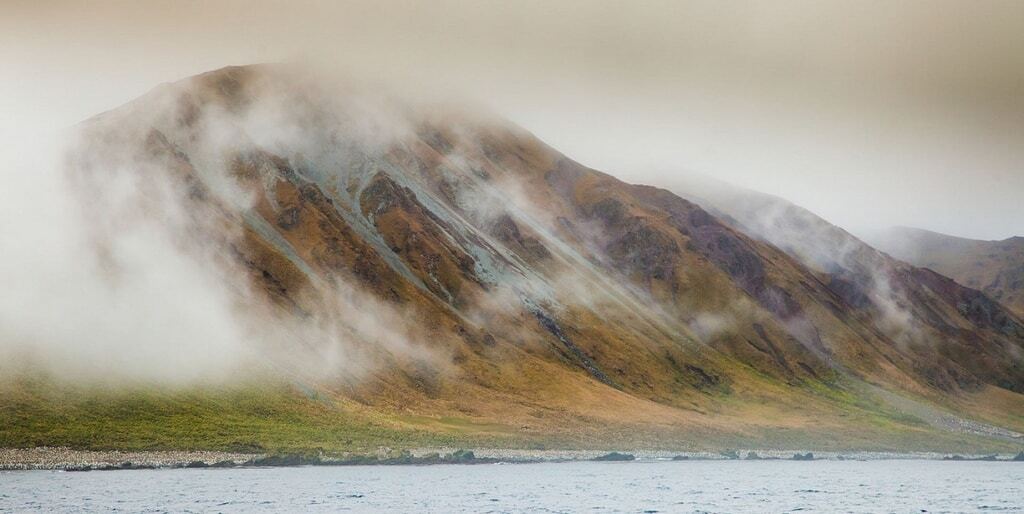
[[2, 447, 1022, 471]]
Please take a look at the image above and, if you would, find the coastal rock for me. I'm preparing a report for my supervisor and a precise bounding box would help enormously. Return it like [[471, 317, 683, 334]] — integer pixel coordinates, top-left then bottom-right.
[[592, 452, 635, 462]]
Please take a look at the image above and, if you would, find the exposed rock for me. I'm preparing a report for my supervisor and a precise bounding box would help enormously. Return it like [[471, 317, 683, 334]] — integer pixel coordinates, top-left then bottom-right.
[[489, 214, 551, 261], [606, 221, 680, 282], [531, 307, 617, 388], [591, 452, 635, 462]]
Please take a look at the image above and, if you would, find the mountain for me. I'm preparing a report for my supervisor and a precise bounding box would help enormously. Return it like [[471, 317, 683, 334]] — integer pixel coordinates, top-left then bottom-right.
[[3, 64, 1022, 453], [868, 227, 1024, 318]]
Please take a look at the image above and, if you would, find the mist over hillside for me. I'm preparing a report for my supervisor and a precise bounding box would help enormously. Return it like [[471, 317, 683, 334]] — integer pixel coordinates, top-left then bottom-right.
[[1, 64, 1022, 454], [868, 227, 1024, 318]]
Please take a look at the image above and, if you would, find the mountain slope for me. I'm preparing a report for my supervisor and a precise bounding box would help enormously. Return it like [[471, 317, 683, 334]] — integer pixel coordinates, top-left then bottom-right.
[[868, 227, 1024, 318], [660, 173, 1024, 433], [3, 64, 1022, 453]]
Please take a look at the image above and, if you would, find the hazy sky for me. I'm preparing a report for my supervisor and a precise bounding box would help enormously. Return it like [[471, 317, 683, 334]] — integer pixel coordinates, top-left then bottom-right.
[[3, 0, 1022, 240]]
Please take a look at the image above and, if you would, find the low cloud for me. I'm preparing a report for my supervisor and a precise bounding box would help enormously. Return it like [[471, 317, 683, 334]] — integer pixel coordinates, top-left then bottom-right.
[[0, 68, 440, 386]]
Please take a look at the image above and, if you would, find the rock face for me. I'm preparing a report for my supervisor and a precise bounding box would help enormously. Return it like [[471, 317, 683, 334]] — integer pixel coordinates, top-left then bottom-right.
[[56, 64, 1024, 445]]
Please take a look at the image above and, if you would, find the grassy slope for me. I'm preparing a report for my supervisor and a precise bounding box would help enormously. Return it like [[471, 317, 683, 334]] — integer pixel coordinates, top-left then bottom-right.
[[0, 376, 501, 453], [3, 373, 1021, 455]]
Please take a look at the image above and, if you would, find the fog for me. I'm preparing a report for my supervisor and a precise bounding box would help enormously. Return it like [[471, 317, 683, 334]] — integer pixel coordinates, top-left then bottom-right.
[[1, 1, 1022, 383], [3, 0, 1023, 240], [0, 69, 443, 384]]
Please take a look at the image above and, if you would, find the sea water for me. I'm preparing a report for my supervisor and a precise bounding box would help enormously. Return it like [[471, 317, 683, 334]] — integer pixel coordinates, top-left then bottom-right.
[[1, 459, 1022, 512]]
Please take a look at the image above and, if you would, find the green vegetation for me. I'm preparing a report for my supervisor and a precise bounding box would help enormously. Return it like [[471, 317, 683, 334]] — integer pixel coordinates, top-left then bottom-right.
[[0, 377, 521, 454], [1, 374, 1021, 455]]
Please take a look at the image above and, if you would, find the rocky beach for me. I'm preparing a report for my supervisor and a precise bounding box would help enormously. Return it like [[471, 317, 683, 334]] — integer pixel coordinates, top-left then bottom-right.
[[4, 447, 1023, 471]]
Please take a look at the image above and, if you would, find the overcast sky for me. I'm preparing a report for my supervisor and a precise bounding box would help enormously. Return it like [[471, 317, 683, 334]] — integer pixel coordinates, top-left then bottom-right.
[[3, 0, 1022, 240]]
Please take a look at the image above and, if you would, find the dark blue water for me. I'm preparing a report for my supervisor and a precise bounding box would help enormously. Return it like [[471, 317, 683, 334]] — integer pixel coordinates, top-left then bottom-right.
[[2, 460, 1022, 512]]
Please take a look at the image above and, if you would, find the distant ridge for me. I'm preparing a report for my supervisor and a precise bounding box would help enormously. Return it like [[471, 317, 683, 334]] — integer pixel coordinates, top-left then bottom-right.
[[868, 226, 1024, 317]]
